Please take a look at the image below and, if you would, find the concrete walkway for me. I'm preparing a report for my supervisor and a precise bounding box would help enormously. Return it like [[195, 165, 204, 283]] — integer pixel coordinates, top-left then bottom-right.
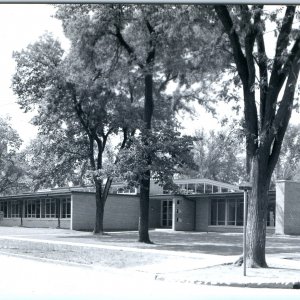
[[0, 227, 300, 289]]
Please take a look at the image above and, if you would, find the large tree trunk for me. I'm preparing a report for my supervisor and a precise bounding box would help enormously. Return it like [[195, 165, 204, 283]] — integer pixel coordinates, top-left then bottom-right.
[[94, 178, 105, 234], [138, 72, 154, 243], [138, 170, 151, 243], [246, 153, 271, 267]]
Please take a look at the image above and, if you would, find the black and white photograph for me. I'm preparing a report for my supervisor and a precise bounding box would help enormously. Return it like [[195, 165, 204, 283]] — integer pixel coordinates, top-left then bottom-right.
[[0, 1, 300, 299]]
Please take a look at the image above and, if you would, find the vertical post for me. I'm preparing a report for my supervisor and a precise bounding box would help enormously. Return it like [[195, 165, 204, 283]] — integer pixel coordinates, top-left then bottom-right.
[[239, 182, 251, 277], [243, 190, 247, 276]]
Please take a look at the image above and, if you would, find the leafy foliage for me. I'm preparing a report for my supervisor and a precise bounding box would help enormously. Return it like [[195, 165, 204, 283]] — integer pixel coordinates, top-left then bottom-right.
[[189, 128, 245, 185], [274, 124, 300, 181], [115, 121, 196, 189], [0, 118, 27, 195], [23, 132, 92, 191]]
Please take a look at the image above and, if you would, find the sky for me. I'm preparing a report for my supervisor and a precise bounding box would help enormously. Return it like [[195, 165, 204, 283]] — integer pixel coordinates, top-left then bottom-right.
[[0, 4, 69, 146], [0, 4, 299, 148], [0, 4, 235, 148]]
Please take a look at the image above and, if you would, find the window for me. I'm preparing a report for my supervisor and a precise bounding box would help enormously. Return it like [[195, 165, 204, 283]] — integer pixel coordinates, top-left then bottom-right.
[[236, 200, 244, 226], [217, 200, 226, 225], [227, 200, 236, 225], [0, 201, 8, 218], [210, 198, 244, 226], [117, 187, 137, 194], [210, 199, 225, 225], [210, 198, 272, 227], [45, 199, 56, 218], [205, 184, 212, 194], [178, 184, 188, 194], [11, 201, 19, 218], [196, 183, 204, 193], [187, 183, 196, 194], [221, 187, 229, 193], [61, 198, 71, 219], [213, 185, 219, 193], [25, 200, 40, 218]]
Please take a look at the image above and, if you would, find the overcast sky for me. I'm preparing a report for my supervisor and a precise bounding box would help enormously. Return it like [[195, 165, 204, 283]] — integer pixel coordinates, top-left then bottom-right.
[[0, 4, 69, 146], [0, 4, 299, 148]]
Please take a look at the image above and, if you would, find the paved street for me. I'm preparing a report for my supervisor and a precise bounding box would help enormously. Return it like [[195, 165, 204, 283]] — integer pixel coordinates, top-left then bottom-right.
[[0, 254, 299, 300]]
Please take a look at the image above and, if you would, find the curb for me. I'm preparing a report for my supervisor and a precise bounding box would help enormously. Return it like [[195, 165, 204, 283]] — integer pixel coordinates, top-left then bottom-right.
[[154, 275, 300, 289]]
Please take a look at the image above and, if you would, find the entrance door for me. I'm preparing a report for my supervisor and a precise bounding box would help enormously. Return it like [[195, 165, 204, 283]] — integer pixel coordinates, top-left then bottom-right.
[[161, 200, 173, 228]]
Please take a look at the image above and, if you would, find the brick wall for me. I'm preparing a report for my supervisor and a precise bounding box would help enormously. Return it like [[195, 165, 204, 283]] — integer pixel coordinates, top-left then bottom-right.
[[0, 218, 21, 227], [71, 192, 140, 231], [173, 196, 195, 231], [195, 198, 209, 232], [71, 192, 96, 230], [103, 194, 139, 230], [23, 219, 60, 228], [0, 218, 70, 229]]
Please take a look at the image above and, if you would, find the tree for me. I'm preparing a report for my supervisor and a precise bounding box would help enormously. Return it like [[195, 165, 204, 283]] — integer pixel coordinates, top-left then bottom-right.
[[0, 118, 26, 195], [190, 128, 245, 185], [214, 5, 300, 267], [12, 33, 136, 234], [23, 131, 92, 191], [55, 4, 226, 243]]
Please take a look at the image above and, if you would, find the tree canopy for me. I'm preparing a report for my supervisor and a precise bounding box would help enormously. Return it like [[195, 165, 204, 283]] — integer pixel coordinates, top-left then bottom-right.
[[0, 118, 26, 195]]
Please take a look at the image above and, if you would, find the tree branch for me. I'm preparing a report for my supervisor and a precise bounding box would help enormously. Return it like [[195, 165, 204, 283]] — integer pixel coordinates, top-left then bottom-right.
[[268, 48, 300, 173], [214, 5, 249, 85], [264, 6, 296, 130], [114, 24, 144, 69]]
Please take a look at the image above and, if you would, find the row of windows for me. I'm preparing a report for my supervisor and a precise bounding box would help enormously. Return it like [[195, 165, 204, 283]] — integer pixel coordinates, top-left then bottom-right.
[[210, 199, 275, 227], [163, 183, 234, 195], [110, 185, 138, 195], [0, 198, 71, 219]]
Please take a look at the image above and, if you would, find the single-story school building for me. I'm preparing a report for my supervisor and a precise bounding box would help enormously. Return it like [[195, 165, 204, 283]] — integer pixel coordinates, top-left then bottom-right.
[[0, 178, 299, 235]]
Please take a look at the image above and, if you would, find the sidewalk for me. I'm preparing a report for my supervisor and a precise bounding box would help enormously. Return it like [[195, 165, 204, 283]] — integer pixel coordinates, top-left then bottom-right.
[[0, 228, 300, 289], [152, 255, 300, 289]]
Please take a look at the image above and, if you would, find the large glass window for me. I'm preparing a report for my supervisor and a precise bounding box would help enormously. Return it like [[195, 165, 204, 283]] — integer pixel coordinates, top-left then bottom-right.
[[11, 201, 19, 218], [25, 200, 40, 218], [213, 185, 219, 193], [210, 198, 243, 226], [61, 198, 71, 219], [210, 198, 273, 227], [210, 201, 217, 225], [21, 197, 70, 219], [205, 184, 212, 194], [217, 200, 226, 225], [0, 201, 8, 218], [196, 183, 204, 193], [117, 187, 137, 194], [45, 199, 56, 218], [236, 199, 244, 226], [187, 183, 196, 194], [227, 200, 236, 225]]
